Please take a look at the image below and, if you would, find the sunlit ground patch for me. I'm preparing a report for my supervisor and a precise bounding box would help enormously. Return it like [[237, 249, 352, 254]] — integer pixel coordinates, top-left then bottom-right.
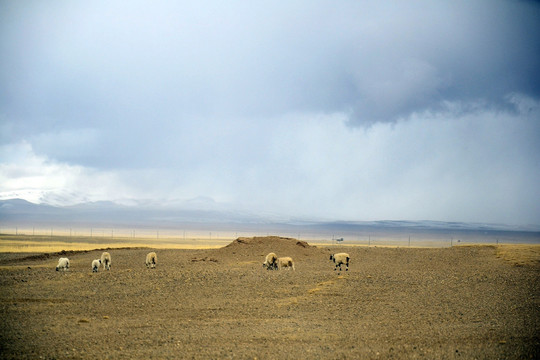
[[494, 244, 540, 266], [0, 235, 232, 252]]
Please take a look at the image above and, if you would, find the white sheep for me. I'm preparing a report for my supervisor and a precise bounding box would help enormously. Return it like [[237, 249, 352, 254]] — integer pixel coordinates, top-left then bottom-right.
[[276, 257, 295, 271], [262, 252, 278, 270], [101, 252, 111, 270], [145, 252, 157, 269], [56, 257, 70, 271], [330, 253, 350, 272], [92, 259, 101, 272]]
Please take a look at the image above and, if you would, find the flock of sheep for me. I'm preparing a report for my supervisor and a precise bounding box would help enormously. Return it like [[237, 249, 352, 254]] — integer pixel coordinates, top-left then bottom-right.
[[262, 251, 350, 272], [55, 250, 350, 273], [55, 251, 158, 272]]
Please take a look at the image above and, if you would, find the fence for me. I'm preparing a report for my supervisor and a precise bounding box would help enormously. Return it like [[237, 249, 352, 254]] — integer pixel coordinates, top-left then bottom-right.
[[1, 224, 537, 251]]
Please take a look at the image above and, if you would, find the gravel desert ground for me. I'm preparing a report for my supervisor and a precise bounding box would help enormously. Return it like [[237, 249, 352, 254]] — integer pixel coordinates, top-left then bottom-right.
[[0, 236, 538, 359]]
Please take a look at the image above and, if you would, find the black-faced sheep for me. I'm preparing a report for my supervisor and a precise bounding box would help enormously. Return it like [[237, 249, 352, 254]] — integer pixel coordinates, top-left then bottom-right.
[[92, 259, 101, 272], [277, 257, 295, 271], [56, 257, 70, 271], [330, 253, 350, 272], [145, 252, 157, 269], [262, 252, 278, 270], [101, 252, 111, 270]]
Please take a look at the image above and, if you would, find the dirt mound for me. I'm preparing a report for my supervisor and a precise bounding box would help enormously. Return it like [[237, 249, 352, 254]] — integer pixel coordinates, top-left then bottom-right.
[[0, 250, 86, 265], [209, 236, 324, 262], [0, 247, 149, 265], [226, 236, 312, 249]]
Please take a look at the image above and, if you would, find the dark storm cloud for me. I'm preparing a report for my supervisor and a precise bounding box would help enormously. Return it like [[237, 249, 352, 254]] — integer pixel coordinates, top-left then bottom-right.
[[1, 1, 538, 133]]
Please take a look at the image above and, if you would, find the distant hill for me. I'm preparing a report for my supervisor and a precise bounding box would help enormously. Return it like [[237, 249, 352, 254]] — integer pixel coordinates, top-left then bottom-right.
[[1, 199, 539, 238], [0, 198, 263, 229]]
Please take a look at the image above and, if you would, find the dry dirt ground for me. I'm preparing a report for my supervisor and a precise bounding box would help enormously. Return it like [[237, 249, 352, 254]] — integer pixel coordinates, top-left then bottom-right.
[[0, 237, 538, 359]]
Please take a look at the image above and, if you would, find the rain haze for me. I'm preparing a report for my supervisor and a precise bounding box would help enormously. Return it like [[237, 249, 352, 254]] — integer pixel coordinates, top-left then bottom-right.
[[1, 0, 539, 227]]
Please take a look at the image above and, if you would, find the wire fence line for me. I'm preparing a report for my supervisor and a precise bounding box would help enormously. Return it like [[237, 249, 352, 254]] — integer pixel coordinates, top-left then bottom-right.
[[1, 226, 239, 241], [0, 225, 448, 246], [2, 224, 537, 250]]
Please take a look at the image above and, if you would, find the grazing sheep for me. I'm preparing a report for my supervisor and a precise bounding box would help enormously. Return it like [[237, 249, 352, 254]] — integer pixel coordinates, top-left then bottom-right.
[[56, 257, 70, 271], [92, 259, 101, 272], [276, 257, 295, 271], [330, 253, 350, 272], [101, 252, 111, 270], [262, 252, 278, 270], [145, 252, 157, 269]]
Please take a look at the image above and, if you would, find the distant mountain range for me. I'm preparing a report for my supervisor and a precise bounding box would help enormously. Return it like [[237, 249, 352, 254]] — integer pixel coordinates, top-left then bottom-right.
[[1, 198, 539, 235], [0, 198, 268, 229]]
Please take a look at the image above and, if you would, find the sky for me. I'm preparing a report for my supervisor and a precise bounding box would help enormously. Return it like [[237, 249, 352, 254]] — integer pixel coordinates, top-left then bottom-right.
[[1, 0, 539, 226]]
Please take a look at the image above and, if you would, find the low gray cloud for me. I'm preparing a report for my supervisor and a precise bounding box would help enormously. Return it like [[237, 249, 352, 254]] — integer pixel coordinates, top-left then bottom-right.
[[2, 1, 538, 130]]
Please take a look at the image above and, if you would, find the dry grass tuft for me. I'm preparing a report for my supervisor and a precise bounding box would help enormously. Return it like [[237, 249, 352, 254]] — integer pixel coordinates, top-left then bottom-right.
[[495, 245, 540, 266]]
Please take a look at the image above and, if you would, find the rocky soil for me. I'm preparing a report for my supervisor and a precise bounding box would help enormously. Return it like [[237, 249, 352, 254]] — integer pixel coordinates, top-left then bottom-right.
[[0, 236, 538, 359]]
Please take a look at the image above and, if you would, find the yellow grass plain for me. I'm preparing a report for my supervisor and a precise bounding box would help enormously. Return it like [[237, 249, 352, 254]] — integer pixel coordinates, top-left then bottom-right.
[[0, 234, 232, 253], [1, 234, 539, 267]]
